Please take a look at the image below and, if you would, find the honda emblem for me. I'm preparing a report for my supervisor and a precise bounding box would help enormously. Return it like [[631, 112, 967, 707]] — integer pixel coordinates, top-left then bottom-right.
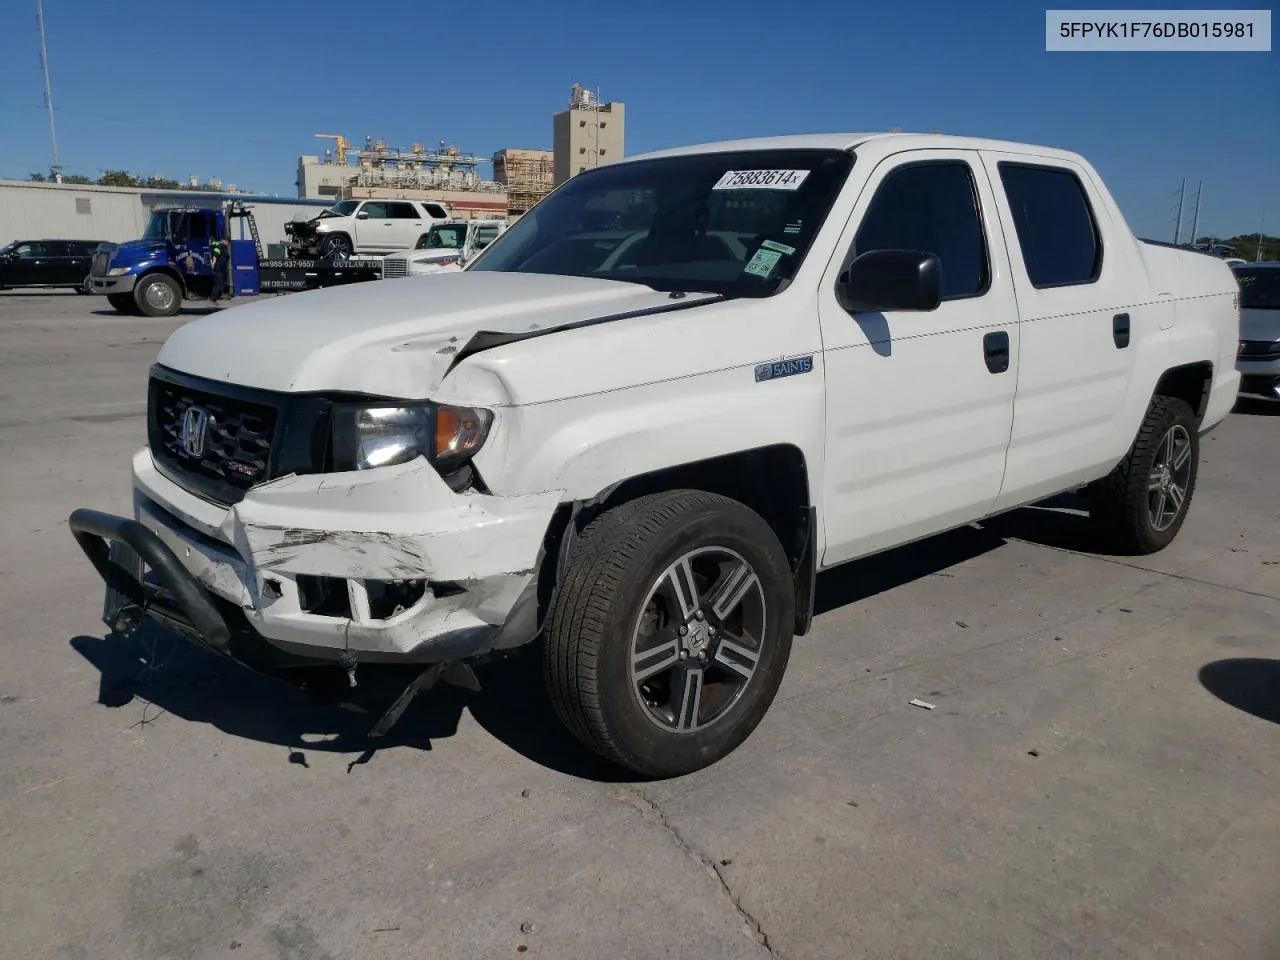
[[180, 405, 210, 458]]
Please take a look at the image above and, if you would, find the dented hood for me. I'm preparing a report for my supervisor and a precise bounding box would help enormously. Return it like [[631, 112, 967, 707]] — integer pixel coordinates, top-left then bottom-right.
[[156, 272, 709, 398]]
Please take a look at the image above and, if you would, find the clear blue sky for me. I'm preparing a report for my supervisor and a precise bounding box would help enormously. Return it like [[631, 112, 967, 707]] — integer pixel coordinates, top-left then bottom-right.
[[2, 0, 1275, 240]]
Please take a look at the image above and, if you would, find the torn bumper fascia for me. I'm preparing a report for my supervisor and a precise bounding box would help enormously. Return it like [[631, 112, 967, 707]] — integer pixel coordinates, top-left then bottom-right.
[[129, 448, 563, 663]]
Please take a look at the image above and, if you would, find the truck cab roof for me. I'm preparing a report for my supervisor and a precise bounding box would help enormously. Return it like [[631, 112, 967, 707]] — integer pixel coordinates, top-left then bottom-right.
[[624, 131, 1093, 166]]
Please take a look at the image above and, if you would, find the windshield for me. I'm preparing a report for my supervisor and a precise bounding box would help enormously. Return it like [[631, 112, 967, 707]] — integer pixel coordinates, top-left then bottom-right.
[[417, 226, 468, 252], [141, 211, 177, 241], [468, 148, 856, 296], [317, 200, 360, 219], [418, 225, 468, 250], [1236, 267, 1280, 310]]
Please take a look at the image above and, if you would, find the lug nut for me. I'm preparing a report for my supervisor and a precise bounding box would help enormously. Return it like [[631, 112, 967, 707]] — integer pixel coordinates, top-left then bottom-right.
[[679, 650, 688, 660], [679, 625, 688, 636], [695, 610, 705, 621]]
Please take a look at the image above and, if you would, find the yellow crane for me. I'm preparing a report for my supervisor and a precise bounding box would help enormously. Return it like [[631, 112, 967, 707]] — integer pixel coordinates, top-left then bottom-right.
[[314, 133, 348, 165]]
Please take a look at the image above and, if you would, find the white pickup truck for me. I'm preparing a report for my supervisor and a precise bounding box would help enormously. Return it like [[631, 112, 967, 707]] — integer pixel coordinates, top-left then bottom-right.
[[70, 133, 1241, 778], [380, 219, 509, 278]]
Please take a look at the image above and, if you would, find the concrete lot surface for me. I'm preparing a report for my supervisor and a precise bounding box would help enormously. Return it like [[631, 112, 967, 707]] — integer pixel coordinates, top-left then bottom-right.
[[1, 290, 1278, 960]]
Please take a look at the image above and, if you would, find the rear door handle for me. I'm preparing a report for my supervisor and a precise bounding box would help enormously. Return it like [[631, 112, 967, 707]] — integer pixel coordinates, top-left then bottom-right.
[[983, 330, 1010, 374], [1113, 312, 1130, 349]]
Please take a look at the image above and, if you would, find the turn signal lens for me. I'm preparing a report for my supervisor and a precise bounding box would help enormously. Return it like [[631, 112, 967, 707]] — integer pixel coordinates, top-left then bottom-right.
[[434, 404, 493, 466]]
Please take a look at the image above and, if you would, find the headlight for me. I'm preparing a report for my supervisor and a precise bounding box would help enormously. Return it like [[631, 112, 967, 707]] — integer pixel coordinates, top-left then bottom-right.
[[331, 402, 493, 473], [107, 267, 131, 276]]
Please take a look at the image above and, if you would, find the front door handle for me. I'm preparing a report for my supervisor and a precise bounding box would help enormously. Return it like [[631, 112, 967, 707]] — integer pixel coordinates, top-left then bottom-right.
[[1113, 312, 1130, 349], [983, 330, 1010, 374]]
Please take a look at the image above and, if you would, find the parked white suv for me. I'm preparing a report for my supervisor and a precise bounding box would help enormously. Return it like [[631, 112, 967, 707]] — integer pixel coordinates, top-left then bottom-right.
[[381, 219, 509, 278], [70, 133, 1241, 779], [284, 198, 452, 260]]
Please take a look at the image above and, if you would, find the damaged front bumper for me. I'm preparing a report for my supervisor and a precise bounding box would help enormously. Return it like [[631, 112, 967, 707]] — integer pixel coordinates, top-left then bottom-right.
[[69, 448, 563, 666]]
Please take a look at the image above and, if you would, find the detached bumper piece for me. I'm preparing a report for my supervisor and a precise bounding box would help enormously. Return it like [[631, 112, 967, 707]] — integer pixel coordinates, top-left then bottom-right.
[[67, 507, 484, 739], [69, 508, 232, 655]]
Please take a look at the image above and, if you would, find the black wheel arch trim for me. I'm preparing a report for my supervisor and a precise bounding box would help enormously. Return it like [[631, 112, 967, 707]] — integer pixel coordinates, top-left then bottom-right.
[[793, 505, 817, 637], [530, 444, 816, 643], [1153, 360, 1215, 420]]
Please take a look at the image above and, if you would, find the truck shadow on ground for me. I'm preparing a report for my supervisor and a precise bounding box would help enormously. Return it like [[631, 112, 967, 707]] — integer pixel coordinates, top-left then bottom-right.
[[1232, 397, 1280, 417], [89, 306, 225, 319], [67, 493, 1123, 781], [0, 290, 85, 297], [69, 630, 638, 782], [1198, 658, 1280, 725]]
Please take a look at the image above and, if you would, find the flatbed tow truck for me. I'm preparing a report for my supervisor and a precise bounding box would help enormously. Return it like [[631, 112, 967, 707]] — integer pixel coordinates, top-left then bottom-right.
[[87, 201, 382, 317]]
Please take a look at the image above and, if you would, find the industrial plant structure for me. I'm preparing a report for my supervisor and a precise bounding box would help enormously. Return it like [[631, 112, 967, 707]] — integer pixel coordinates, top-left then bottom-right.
[[296, 85, 624, 218], [553, 84, 625, 186], [295, 137, 508, 219], [493, 148, 554, 215]]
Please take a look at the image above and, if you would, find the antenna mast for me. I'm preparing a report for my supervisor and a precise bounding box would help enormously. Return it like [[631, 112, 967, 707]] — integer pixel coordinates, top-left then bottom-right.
[[36, 0, 61, 182]]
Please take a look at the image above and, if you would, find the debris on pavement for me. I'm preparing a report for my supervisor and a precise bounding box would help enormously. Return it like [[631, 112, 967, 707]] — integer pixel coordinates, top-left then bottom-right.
[[909, 698, 937, 710]]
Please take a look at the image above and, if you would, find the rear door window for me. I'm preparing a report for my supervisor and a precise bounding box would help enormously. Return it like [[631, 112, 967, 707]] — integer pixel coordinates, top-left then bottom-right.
[[997, 163, 1103, 288]]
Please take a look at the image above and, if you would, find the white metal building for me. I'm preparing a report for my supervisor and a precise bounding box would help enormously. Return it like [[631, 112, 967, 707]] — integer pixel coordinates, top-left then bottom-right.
[[0, 180, 330, 249]]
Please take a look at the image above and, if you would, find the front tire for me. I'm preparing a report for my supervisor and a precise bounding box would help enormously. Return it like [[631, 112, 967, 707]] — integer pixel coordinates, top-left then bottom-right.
[[542, 490, 795, 778], [319, 234, 352, 260], [106, 293, 135, 314], [133, 273, 181, 318], [1088, 395, 1199, 555]]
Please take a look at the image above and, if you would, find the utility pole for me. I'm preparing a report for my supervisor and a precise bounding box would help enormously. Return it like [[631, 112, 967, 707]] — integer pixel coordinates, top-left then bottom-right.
[[1188, 181, 1202, 247], [1258, 209, 1267, 262], [36, 0, 61, 182], [1173, 178, 1186, 245]]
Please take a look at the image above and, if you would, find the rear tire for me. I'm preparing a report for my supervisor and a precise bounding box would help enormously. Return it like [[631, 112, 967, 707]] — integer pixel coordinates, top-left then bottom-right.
[[133, 273, 181, 318], [541, 490, 795, 778], [1087, 396, 1199, 555]]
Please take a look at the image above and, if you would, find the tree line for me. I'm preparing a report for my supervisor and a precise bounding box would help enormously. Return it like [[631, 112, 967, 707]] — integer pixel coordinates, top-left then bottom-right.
[[26, 169, 236, 192], [1193, 234, 1280, 263]]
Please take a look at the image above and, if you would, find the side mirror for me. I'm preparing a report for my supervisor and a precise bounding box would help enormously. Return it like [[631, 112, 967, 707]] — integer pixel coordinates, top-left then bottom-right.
[[356, 210, 370, 220], [836, 249, 941, 313]]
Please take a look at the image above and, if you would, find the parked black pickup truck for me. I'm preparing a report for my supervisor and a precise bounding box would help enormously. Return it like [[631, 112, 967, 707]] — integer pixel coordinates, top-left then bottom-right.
[[0, 239, 107, 293]]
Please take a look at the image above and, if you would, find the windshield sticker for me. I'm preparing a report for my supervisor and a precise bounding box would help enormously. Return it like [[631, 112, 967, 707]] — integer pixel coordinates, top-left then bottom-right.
[[743, 248, 783, 279], [783, 220, 803, 235], [760, 239, 796, 256], [712, 169, 811, 191]]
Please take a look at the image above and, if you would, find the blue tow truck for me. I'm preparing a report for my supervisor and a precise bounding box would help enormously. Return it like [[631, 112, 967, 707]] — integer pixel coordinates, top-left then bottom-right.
[[87, 202, 382, 317]]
